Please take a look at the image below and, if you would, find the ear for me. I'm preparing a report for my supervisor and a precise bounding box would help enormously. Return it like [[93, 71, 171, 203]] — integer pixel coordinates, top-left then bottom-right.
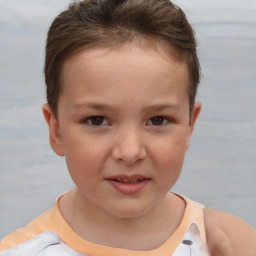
[[42, 104, 64, 156], [186, 102, 201, 150]]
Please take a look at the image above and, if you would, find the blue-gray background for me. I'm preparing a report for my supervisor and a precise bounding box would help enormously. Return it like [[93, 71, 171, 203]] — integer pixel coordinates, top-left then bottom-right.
[[0, 0, 255, 239]]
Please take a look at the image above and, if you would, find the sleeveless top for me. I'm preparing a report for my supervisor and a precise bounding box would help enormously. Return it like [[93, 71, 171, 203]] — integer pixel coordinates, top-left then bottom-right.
[[0, 194, 209, 256]]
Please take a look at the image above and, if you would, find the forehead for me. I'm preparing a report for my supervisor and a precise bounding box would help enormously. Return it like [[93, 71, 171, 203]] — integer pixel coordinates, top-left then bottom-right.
[[59, 41, 189, 108], [61, 38, 187, 78]]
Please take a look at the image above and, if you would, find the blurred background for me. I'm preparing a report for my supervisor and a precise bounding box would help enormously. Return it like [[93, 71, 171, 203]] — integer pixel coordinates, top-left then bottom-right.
[[0, 0, 255, 239]]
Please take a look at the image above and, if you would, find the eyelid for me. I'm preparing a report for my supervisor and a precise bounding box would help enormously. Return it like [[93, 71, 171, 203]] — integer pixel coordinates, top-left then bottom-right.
[[82, 116, 110, 126], [146, 116, 174, 126]]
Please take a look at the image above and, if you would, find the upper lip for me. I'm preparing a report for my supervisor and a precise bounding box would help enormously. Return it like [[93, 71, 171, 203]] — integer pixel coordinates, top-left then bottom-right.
[[105, 174, 150, 182]]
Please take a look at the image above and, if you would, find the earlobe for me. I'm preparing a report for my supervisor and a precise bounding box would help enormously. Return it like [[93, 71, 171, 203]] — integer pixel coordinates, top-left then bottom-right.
[[42, 104, 64, 156], [186, 102, 201, 150]]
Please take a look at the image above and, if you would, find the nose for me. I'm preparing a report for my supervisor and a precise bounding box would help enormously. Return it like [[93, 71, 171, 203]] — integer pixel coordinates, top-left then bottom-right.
[[112, 126, 147, 165]]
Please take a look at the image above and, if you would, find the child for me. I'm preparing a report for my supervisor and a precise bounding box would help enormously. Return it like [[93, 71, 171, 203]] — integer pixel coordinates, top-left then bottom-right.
[[0, 0, 255, 255]]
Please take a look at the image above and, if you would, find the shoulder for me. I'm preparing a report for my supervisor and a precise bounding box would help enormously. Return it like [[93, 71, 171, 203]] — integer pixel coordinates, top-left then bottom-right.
[[0, 209, 53, 252], [0, 232, 71, 256], [204, 208, 256, 256]]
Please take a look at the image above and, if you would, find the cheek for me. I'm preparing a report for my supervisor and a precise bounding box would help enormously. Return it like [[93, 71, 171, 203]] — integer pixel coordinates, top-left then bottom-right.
[[150, 135, 187, 172], [63, 136, 107, 182]]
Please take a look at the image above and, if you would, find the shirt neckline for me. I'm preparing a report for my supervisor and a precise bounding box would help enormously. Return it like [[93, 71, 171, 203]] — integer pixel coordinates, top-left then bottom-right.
[[51, 193, 194, 256]]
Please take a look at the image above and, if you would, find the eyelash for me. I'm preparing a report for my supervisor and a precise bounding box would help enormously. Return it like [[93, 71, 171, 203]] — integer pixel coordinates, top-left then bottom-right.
[[82, 116, 173, 127], [83, 116, 109, 126], [146, 116, 173, 126]]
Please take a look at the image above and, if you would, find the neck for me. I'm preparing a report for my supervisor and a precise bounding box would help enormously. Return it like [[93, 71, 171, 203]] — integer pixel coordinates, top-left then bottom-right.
[[59, 188, 185, 251]]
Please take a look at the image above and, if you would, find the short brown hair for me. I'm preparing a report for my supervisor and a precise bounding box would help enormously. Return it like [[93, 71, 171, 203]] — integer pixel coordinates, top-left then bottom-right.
[[45, 0, 200, 117]]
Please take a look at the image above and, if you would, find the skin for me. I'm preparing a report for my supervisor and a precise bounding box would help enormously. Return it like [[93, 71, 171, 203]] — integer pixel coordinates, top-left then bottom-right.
[[43, 41, 256, 254], [204, 208, 256, 256]]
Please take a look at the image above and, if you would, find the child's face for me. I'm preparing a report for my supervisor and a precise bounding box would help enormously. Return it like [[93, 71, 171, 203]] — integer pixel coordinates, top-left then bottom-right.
[[43, 42, 200, 219]]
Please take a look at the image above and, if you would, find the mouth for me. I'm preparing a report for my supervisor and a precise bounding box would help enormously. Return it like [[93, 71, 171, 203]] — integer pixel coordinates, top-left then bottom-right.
[[106, 174, 150, 183], [105, 175, 151, 194], [111, 178, 147, 184]]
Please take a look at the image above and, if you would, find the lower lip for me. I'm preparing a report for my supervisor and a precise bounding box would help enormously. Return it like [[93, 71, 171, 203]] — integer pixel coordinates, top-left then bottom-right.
[[107, 179, 150, 194]]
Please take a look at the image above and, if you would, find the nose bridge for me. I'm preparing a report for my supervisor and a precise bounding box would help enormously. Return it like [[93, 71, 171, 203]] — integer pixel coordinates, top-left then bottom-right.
[[112, 124, 146, 164]]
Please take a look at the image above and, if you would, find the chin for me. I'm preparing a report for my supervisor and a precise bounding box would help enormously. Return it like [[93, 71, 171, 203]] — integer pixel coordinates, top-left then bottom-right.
[[107, 202, 154, 220], [112, 210, 146, 220]]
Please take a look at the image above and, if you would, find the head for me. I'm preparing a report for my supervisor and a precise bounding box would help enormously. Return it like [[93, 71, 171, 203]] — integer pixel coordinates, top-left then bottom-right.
[[42, 0, 201, 219], [44, 0, 200, 119]]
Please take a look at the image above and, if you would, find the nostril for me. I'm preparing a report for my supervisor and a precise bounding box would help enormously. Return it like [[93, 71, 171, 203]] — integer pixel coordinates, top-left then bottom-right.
[[112, 144, 147, 164]]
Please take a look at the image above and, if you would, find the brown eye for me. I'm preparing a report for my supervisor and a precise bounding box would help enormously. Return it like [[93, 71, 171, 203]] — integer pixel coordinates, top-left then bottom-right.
[[86, 116, 106, 126], [149, 117, 166, 126]]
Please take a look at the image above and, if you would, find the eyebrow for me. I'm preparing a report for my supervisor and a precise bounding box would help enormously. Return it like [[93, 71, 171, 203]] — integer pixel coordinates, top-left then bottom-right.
[[72, 102, 181, 113], [142, 104, 182, 112], [73, 102, 119, 112]]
